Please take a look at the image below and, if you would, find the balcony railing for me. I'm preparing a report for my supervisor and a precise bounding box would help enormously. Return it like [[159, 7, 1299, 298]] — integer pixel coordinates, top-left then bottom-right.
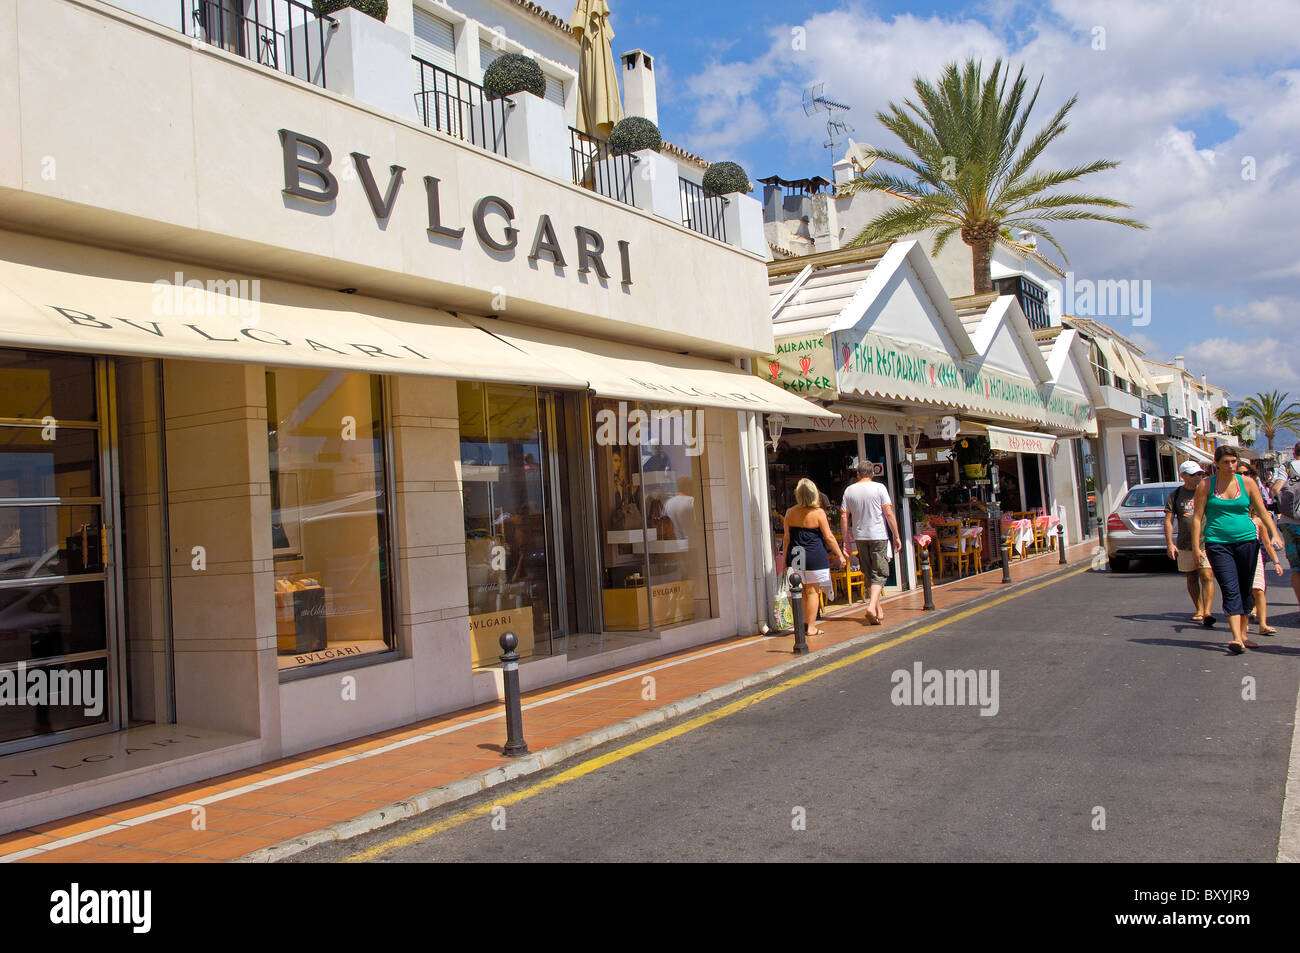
[[182, 0, 333, 88], [678, 178, 727, 242], [569, 128, 635, 206], [1140, 393, 1168, 417], [994, 275, 1051, 330], [412, 56, 509, 158]]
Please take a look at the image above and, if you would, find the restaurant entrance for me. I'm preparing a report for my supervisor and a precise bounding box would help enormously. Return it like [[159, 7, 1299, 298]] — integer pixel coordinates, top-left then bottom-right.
[[0, 350, 124, 755]]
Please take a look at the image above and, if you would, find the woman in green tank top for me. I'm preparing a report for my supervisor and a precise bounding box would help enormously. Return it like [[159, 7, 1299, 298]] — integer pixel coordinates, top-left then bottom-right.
[[1192, 445, 1283, 654]]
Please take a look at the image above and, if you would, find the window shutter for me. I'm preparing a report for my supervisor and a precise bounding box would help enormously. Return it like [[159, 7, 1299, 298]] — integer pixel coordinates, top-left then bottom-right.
[[480, 38, 501, 80], [412, 9, 456, 73], [545, 75, 565, 107]]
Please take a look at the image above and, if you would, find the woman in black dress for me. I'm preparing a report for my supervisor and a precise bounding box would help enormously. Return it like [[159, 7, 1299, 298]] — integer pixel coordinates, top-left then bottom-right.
[[783, 477, 847, 636]]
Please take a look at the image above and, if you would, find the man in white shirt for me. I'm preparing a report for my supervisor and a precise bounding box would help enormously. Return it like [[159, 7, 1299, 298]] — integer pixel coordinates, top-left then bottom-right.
[[840, 461, 902, 624]]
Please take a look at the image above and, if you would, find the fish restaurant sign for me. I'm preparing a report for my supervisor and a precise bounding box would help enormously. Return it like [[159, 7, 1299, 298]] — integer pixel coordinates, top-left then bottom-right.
[[278, 130, 634, 286]]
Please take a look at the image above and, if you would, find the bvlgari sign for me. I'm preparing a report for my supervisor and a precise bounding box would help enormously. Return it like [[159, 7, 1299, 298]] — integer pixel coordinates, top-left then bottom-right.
[[279, 130, 634, 286]]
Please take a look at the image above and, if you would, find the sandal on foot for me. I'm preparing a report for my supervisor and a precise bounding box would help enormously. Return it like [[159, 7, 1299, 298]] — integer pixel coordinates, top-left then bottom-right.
[[1202, 615, 1216, 627], [1191, 614, 1204, 622], [1227, 641, 1245, 655], [1260, 626, 1278, 636], [1243, 638, 1259, 649]]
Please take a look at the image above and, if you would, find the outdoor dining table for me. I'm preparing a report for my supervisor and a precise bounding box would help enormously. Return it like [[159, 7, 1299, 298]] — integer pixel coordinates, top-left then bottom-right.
[[1003, 517, 1036, 556]]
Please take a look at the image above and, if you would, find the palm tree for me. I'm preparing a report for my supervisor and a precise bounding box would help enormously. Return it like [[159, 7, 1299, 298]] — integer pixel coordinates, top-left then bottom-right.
[[1214, 405, 1253, 446], [1237, 390, 1300, 451], [837, 58, 1146, 293]]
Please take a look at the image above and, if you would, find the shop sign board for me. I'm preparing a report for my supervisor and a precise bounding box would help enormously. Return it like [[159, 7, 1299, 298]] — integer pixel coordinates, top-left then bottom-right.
[[756, 333, 838, 402], [835, 330, 1096, 434], [987, 428, 1056, 456]]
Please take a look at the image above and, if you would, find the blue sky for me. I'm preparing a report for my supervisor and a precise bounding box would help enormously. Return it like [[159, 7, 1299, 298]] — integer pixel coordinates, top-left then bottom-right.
[[544, 0, 1300, 450]]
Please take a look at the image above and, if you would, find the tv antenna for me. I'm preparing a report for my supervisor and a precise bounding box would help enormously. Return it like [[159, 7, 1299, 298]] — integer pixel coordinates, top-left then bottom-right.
[[802, 83, 855, 163]]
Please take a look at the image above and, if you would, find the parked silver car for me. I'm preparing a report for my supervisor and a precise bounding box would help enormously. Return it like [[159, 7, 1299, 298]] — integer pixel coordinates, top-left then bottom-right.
[[1105, 482, 1182, 572]]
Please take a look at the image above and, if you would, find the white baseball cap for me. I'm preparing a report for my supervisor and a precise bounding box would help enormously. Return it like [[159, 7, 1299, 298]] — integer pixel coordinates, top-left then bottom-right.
[[1179, 461, 1204, 476]]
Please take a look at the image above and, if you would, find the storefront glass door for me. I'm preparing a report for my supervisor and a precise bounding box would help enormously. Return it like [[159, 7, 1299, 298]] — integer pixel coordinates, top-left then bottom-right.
[[0, 351, 121, 754]]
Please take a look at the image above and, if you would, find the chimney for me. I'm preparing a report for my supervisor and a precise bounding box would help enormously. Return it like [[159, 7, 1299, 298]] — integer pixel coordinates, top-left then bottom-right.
[[620, 49, 657, 126], [1173, 355, 1185, 369], [809, 192, 839, 253]]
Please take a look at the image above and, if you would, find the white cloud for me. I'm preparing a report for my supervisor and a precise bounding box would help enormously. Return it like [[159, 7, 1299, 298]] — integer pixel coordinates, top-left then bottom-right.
[[1211, 295, 1300, 327], [1183, 336, 1300, 398]]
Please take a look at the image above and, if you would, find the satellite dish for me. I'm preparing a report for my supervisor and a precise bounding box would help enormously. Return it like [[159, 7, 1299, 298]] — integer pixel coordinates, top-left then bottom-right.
[[845, 138, 876, 174]]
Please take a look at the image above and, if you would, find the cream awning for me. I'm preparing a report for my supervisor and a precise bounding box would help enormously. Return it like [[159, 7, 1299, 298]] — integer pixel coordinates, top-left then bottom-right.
[[1092, 336, 1127, 383], [0, 230, 585, 389], [469, 317, 837, 416]]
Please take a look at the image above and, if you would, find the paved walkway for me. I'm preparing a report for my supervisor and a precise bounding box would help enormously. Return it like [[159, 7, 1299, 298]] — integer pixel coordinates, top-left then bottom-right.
[[0, 542, 1095, 863]]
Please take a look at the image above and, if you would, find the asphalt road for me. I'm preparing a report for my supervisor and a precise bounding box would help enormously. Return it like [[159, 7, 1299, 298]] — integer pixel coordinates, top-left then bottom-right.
[[299, 564, 1300, 863]]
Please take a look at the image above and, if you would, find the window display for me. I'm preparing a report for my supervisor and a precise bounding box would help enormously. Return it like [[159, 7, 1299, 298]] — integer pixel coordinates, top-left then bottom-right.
[[593, 399, 711, 632], [267, 369, 394, 672], [458, 382, 558, 666]]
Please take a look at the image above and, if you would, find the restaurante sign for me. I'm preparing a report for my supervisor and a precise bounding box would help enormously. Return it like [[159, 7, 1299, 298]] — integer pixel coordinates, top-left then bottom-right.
[[757, 333, 838, 402], [278, 130, 634, 287]]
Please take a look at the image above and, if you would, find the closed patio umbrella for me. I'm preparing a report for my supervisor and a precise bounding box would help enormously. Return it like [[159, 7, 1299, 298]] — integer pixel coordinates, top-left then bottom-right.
[[570, 0, 624, 139]]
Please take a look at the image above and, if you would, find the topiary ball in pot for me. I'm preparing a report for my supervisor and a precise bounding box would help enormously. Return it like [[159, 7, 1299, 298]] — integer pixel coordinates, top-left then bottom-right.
[[702, 161, 751, 196], [483, 53, 546, 99], [608, 117, 662, 155], [313, 0, 389, 21]]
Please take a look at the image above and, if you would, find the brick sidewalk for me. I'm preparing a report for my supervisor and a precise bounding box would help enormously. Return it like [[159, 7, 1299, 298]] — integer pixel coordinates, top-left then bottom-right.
[[0, 542, 1097, 863]]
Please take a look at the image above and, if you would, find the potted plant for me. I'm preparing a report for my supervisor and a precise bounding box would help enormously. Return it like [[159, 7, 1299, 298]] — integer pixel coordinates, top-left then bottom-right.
[[954, 435, 991, 479], [482, 52, 546, 99], [608, 116, 662, 155], [313, 0, 388, 20], [702, 161, 751, 196]]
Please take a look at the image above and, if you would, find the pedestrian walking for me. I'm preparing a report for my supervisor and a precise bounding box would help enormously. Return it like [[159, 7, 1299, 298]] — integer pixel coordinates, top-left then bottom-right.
[[840, 460, 902, 625], [783, 478, 847, 638], [1165, 460, 1215, 625], [1249, 512, 1283, 636], [1238, 461, 1284, 632], [1192, 446, 1284, 654], [1269, 442, 1300, 617]]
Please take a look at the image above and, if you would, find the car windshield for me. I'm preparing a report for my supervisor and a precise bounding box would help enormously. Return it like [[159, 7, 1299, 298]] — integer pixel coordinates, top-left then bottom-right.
[[1121, 486, 1175, 508]]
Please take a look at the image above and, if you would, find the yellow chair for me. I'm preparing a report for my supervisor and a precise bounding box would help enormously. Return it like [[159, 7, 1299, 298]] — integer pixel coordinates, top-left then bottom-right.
[[936, 523, 970, 577], [831, 562, 867, 603]]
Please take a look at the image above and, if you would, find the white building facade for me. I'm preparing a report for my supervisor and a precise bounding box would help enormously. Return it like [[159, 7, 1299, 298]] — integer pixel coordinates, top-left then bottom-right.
[[0, 0, 816, 831]]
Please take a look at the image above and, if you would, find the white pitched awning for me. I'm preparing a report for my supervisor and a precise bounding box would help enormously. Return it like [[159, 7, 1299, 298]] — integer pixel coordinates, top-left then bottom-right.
[[470, 317, 837, 417], [0, 230, 585, 389], [1164, 438, 1213, 464]]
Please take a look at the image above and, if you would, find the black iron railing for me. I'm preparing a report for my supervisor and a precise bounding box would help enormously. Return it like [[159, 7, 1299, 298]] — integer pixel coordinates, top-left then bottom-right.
[[568, 128, 635, 206], [994, 275, 1051, 330], [678, 178, 727, 241], [413, 56, 509, 158], [183, 0, 333, 88]]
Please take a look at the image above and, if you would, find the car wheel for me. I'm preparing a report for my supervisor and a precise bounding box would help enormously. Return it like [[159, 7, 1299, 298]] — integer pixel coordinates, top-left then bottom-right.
[[1108, 556, 1128, 573]]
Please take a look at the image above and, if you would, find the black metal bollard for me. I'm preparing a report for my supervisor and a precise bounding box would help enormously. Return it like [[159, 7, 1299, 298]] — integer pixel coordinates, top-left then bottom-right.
[[1058, 523, 1067, 564], [789, 572, 808, 655], [999, 521, 1012, 584], [1096, 514, 1105, 550], [499, 631, 529, 757], [920, 545, 935, 611]]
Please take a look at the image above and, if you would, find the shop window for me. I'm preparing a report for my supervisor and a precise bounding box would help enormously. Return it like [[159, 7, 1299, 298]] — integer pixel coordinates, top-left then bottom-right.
[[593, 399, 712, 632], [459, 382, 560, 667], [267, 369, 394, 673]]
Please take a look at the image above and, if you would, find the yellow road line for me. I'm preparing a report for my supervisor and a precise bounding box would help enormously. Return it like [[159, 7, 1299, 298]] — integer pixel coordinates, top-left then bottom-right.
[[345, 564, 1090, 862]]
